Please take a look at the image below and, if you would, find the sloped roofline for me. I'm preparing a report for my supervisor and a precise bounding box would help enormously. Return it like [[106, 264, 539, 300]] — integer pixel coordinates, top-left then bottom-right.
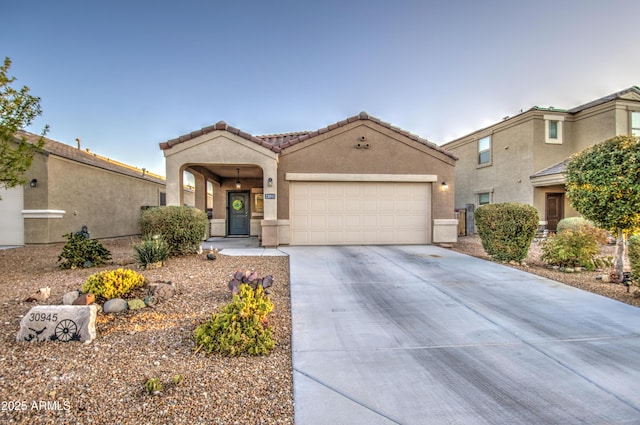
[[443, 86, 640, 146], [159, 112, 458, 160], [18, 130, 165, 183]]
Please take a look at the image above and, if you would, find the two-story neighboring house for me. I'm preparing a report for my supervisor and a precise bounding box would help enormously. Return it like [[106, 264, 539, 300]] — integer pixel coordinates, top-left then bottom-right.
[[442, 86, 640, 232]]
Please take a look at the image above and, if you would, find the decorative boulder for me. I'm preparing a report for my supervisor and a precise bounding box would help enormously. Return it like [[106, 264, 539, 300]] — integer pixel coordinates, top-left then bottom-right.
[[151, 282, 176, 301], [17, 305, 97, 343], [63, 291, 80, 305], [73, 293, 96, 305], [24, 287, 51, 302], [104, 298, 129, 313], [144, 295, 158, 307], [127, 299, 146, 310]]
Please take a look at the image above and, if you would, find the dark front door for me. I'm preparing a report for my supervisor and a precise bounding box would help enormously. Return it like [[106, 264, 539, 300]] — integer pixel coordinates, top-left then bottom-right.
[[545, 193, 564, 232], [227, 191, 250, 236]]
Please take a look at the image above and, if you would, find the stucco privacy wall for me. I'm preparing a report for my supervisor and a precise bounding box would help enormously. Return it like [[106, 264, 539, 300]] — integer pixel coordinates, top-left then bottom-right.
[[24, 153, 165, 244]]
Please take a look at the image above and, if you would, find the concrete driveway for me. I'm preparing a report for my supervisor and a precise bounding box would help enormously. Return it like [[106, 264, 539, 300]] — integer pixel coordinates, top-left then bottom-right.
[[281, 245, 640, 425]]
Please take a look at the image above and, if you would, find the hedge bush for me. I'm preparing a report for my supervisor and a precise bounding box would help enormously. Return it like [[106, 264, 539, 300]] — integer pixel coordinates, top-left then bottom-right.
[[474, 202, 539, 262], [557, 217, 589, 233], [139, 206, 208, 256], [629, 234, 640, 279]]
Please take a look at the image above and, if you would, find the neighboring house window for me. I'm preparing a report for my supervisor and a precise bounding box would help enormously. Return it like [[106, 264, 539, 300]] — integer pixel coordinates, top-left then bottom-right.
[[544, 115, 564, 144], [478, 136, 491, 165], [160, 191, 166, 206], [632, 111, 640, 137], [478, 192, 491, 206]]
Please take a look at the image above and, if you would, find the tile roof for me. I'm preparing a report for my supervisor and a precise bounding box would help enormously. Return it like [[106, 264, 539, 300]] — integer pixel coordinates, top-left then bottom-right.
[[567, 86, 640, 114], [159, 112, 458, 160], [18, 131, 165, 184], [530, 158, 570, 179]]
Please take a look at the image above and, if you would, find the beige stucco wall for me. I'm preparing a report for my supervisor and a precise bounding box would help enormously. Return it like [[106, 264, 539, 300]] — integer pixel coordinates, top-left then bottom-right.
[[23, 154, 165, 244], [277, 121, 456, 221], [448, 115, 538, 210], [447, 99, 638, 225]]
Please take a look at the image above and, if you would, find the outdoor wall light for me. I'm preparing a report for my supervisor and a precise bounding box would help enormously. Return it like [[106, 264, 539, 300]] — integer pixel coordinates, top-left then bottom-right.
[[267, 177, 273, 187], [440, 181, 449, 191], [235, 168, 242, 189], [29, 178, 38, 188]]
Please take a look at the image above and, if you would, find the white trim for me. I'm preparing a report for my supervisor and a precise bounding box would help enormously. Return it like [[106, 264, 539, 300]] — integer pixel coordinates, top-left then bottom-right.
[[22, 209, 65, 219], [544, 115, 564, 144], [285, 173, 437, 182], [530, 173, 566, 187]]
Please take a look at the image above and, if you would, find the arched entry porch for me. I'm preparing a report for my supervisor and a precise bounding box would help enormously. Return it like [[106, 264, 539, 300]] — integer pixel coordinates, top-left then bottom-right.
[[183, 164, 265, 237], [161, 124, 279, 246]]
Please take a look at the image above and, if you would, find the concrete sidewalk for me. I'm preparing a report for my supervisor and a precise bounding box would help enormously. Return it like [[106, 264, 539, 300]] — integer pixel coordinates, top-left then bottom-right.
[[282, 245, 640, 425], [201, 237, 287, 256]]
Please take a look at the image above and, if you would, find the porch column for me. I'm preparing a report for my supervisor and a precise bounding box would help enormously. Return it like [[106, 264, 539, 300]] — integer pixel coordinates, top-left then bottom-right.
[[193, 172, 206, 211], [165, 161, 183, 206]]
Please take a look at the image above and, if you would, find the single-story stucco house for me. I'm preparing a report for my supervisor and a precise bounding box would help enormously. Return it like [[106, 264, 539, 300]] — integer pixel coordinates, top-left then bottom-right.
[[160, 112, 459, 247], [0, 131, 167, 245]]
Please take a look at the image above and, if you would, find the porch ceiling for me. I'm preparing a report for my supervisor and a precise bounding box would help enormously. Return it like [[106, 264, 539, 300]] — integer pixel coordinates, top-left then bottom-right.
[[188, 164, 263, 179]]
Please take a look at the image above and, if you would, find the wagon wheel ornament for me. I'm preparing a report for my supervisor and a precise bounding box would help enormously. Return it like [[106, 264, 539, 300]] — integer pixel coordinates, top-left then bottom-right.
[[55, 319, 78, 341]]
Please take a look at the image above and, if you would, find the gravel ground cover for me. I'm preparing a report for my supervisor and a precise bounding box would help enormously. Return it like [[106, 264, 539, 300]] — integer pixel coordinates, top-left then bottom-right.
[[2, 234, 637, 424], [452, 235, 640, 308], [0, 238, 293, 425]]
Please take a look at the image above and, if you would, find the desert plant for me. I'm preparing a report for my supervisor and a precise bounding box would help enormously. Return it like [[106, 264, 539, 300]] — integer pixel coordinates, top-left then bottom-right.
[[133, 234, 170, 268], [173, 374, 184, 386], [227, 270, 274, 295], [629, 234, 640, 281], [139, 206, 208, 256], [194, 284, 275, 356], [58, 231, 112, 269], [474, 202, 539, 262], [541, 228, 602, 270], [557, 217, 589, 233], [82, 268, 146, 300], [144, 378, 162, 394]]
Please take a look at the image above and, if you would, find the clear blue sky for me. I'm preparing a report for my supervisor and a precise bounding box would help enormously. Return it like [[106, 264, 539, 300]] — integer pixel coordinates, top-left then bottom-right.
[[4, 0, 639, 177]]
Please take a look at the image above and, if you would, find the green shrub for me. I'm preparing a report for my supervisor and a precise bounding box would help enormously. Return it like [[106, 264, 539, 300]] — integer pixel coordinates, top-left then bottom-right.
[[629, 234, 640, 279], [58, 232, 112, 269], [474, 202, 539, 262], [541, 229, 601, 270], [82, 268, 146, 300], [133, 234, 170, 268], [556, 217, 608, 242], [557, 217, 587, 233], [542, 220, 608, 271], [194, 284, 274, 356], [139, 206, 208, 256]]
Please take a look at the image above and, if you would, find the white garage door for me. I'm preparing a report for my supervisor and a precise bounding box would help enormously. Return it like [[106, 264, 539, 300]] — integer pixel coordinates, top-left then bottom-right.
[[0, 186, 24, 245], [290, 181, 431, 245]]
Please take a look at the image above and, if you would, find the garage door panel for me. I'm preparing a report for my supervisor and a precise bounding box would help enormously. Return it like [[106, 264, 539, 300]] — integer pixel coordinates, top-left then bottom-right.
[[290, 181, 431, 245]]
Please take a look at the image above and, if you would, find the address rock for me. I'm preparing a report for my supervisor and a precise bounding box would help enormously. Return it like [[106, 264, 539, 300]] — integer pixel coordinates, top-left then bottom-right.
[[17, 305, 97, 343]]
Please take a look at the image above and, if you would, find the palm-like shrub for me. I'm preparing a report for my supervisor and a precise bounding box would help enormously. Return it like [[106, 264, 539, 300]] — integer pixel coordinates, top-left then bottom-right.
[[133, 235, 170, 268]]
